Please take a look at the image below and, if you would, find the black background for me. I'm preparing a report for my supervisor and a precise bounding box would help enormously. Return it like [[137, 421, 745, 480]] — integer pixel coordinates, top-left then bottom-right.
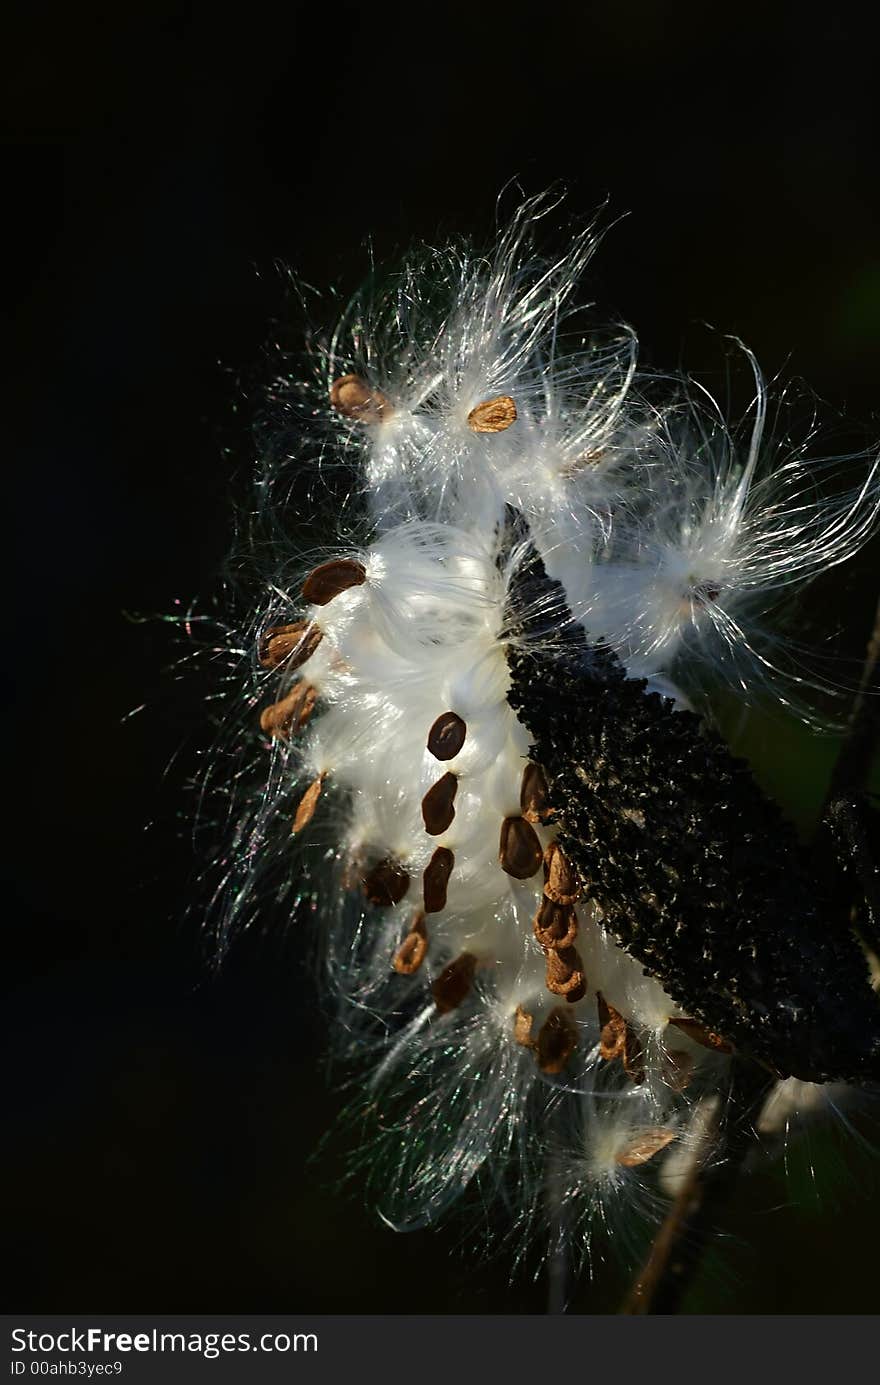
[[6, 2, 880, 1313]]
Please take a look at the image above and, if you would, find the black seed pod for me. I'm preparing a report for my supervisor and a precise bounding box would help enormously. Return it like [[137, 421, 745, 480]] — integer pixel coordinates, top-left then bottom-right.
[[505, 541, 880, 1084]]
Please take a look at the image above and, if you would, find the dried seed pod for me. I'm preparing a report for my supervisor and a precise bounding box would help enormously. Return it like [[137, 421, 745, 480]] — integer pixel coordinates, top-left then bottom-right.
[[597, 992, 627, 1061], [533, 896, 579, 950], [427, 711, 467, 762], [329, 373, 392, 424], [499, 815, 543, 879], [302, 558, 367, 606], [542, 841, 579, 905], [259, 681, 317, 739], [259, 620, 323, 671], [545, 945, 586, 1003], [535, 1007, 577, 1074], [467, 395, 517, 433], [520, 761, 553, 823], [393, 913, 428, 976], [421, 773, 457, 836], [362, 857, 411, 908], [615, 1128, 677, 1168], [513, 1004, 535, 1047], [667, 1017, 734, 1054], [423, 847, 455, 914], [432, 952, 477, 1014], [292, 774, 325, 834]]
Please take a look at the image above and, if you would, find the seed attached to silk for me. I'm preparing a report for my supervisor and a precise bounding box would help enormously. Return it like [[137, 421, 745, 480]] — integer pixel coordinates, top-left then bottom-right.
[[597, 992, 626, 1061], [302, 558, 367, 606], [427, 711, 467, 762], [545, 945, 586, 1002], [259, 620, 323, 671], [259, 681, 317, 739], [292, 774, 325, 834], [362, 857, 411, 907], [423, 847, 455, 913], [329, 374, 392, 424], [513, 1005, 535, 1047], [535, 1008, 577, 1074], [667, 1017, 734, 1053], [520, 762, 552, 823], [542, 841, 579, 904], [499, 815, 543, 879], [393, 914, 429, 976], [467, 395, 517, 433], [432, 952, 477, 1014], [615, 1129, 677, 1168], [533, 896, 579, 950], [422, 773, 458, 835]]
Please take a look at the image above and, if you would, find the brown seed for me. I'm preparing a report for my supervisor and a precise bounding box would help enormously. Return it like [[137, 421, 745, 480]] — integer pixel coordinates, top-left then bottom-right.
[[667, 1018, 734, 1054], [291, 774, 325, 834], [362, 857, 411, 908], [542, 842, 579, 905], [423, 847, 455, 914], [520, 762, 553, 823], [329, 374, 392, 425], [421, 773, 457, 836], [499, 816, 543, 879], [432, 952, 477, 1014], [513, 1005, 535, 1048], [533, 897, 579, 950], [302, 558, 367, 606], [467, 395, 517, 434], [259, 681, 317, 739], [615, 1128, 677, 1169], [545, 945, 587, 1003], [535, 1007, 577, 1074], [393, 913, 428, 976], [258, 620, 323, 671], [427, 711, 467, 762], [597, 992, 627, 1061]]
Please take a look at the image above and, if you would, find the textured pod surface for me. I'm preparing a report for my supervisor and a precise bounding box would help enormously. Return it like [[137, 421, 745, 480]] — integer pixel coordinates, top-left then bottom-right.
[[506, 546, 880, 1083]]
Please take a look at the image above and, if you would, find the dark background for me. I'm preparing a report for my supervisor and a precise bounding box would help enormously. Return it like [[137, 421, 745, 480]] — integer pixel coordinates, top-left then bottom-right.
[[6, 3, 880, 1312]]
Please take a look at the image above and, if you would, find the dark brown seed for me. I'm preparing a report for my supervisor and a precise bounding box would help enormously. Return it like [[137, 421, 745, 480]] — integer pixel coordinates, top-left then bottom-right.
[[467, 395, 517, 433], [667, 1018, 734, 1054], [597, 992, 627, 1061], [393, 913, 428, 976], [423, 847, 455, 914], [259, 681, 317, 739], [421, 773, 457, 836], [545, 945, 587, 1003], [329, 374, 392, 424], [513, 1004, 535, 1047], [362, 857, 411, 908], [499, 816, 543, 879], [258, 620, 323, 671], [427, 711, 467, 762], [533, 897, 579, 950], [535, 1008, 577, 1074], [432, 952, 477, 1014], [615, 1129, 676, 1168], [302, 558, 367, 606], [520, 762, 553, 823], [291, 774, 325, 834], [542, 841, 579, 904]]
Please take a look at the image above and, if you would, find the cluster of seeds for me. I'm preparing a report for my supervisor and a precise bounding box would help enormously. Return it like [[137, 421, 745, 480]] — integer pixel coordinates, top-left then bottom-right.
[[229, 201, 880, 1259]]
